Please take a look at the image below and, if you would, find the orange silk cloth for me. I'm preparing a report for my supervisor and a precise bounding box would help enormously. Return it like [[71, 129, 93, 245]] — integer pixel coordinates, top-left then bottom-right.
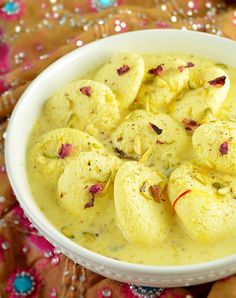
[[0, 0, 236, 297]]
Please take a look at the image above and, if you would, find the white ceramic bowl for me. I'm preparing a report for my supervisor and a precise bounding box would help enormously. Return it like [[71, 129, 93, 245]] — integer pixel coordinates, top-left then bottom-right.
[[5, 29, 236, 288]]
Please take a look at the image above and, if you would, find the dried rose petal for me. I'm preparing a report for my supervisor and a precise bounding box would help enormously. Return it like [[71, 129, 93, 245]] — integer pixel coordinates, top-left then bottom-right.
[[149, 122, 163, 135], [89, 184, 103, 195], [59, 144, 73, 159], [148, 64, 164, 76], [208, 76, 226, 87], [219, 141, 229, 155], [178, 65, 185, 72], [182, 118, 199, 132], [149, 185, 161, 203], [80, 86, 91, 97], [178, 62, 195, 72], [117, 64, 130, 75], [84, 198, 94, 209], [186, 61, 195, 68], [156, 140, 165, 144]]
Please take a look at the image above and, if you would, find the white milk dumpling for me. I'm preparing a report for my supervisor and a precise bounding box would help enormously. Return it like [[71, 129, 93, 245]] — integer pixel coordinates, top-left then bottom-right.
[[193, 121, 236, 174], [94, 53, 144, 113], [112, 110, 191, 174], [137, 57, 190, 113], [114, 161, 172, 245], [171, 67, 230, 124], [168, 161, 236, 241], [29, 128, 104, 183], [58, 152, 122, 217], [44, 79, 120, 137]]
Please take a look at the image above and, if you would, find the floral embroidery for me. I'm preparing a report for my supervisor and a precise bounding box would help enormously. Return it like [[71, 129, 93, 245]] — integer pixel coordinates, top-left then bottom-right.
[[5, 269, 41, 298], [0, 0, 24, 21], [98, 286, 113, 297]]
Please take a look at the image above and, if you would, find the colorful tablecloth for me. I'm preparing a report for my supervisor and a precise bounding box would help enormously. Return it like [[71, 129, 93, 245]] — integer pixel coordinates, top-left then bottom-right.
[[0, 0, 236, 297]]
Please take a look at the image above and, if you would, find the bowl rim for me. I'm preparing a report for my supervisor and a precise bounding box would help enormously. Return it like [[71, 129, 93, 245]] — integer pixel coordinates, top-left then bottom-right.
[[5, 29, 236, 275]]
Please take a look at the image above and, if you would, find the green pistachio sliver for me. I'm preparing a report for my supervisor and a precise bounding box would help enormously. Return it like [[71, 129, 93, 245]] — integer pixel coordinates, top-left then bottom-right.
[[188, 77, 204, 90], [82, 232, 96, 241], [212, 182, 225, 190], [140, 181, 147, 193], [215, 63, 228, 69], [218, 187, 230, 195], [188, 81, 198, 90], [62, 226, 75, 239], [144, 76, 155, 85], [139, 144, 154, 163], [67, 113, 79, 128], [109, 245, 124, 252], [42, 142, 58, 158], [204, 108, 212, 115], [140, 191, 153, 201], [158, 180, 167, 192], [165, 140, 175, 145], [42, 152, 57, 158], [140, 181, 152, 200], [92, 143, 102, 150], [163, 160, 170, 170], [102, 173, 113, 194]]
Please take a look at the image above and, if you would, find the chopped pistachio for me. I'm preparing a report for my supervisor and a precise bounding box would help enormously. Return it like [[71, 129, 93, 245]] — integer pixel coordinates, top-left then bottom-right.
[[218, 186, 230, 195], [140, 189, 153, 201], [124, 112, 133, 120], [91, 143, 102, 150], [188, 77, 204, 90], [42, 152, 57, 158], [204, 108, 216, 122], [42, 143, 57, 158], [140, 181, 147, 193], [231, 185, 236, 197], [139, 144, 154, 163], [144, 76, 155, 85], [215, 63, 228, 70], [62, 226, 75, 239], [150, 103, 159, 114], [194, 173, 208, 185], [144, 97, 150, 112], [82, 232, 96, 241], [158, 180, 167, 192], [188, 81, 198, 90], [162, 160, 170, 170], [157, 78, 168, 88], [156, 170, 168, 182], [108, 244, 124, 251], [212, 182, 225, 190], [102, 173, 113, 194], [67, 113, 78, 127]]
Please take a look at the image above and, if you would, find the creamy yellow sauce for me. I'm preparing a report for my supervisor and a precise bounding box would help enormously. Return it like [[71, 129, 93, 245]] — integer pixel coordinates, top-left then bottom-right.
[[26, 53, 236, 266]]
